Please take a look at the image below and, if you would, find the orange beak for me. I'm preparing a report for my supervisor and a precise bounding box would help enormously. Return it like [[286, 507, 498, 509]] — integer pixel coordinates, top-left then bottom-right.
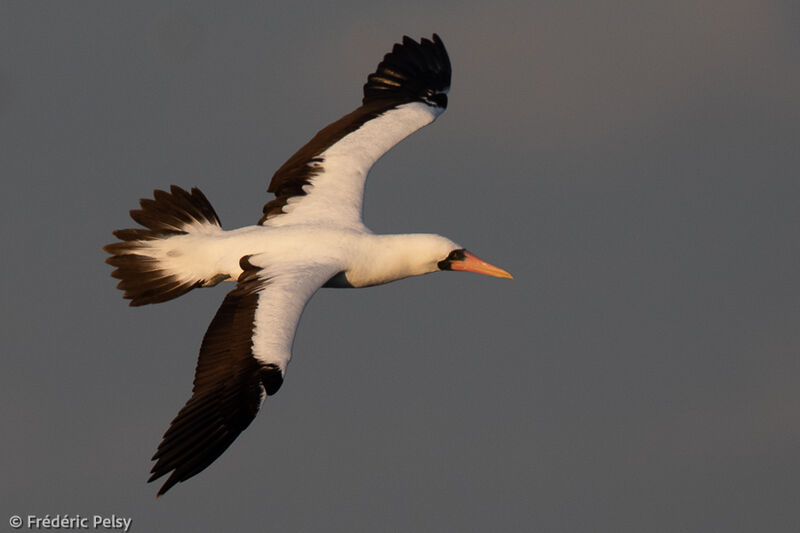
[[449, 250, 513, 279]]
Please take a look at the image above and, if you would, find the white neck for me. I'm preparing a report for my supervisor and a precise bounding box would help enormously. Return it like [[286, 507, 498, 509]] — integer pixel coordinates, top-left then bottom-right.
[[344, 233, 458, 288]]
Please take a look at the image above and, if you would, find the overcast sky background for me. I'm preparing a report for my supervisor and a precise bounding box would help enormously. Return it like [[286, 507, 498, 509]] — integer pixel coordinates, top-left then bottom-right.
[[2, 1, 799, 531]]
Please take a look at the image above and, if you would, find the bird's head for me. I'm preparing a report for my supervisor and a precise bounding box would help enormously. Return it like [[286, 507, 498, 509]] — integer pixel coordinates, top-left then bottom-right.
[[354, 234, 512, 287], [406, 234, 512, 279], [436, 247, 513, 279]]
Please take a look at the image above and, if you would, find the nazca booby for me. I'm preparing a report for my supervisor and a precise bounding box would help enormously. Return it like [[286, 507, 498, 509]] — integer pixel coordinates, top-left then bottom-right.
[[104, 34, 512, 496]]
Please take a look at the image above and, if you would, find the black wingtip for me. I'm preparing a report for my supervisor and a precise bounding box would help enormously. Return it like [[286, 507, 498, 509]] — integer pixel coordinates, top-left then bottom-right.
[[152, 473, 178, 497], [362, 33, 451, 108]]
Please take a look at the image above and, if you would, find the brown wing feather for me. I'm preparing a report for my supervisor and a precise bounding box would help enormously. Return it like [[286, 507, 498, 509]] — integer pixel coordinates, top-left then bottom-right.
[[148, 257, 283, 496]]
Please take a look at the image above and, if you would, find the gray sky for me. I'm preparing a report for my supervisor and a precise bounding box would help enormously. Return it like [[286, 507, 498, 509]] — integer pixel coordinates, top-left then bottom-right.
[[2, 1, 799, 531]]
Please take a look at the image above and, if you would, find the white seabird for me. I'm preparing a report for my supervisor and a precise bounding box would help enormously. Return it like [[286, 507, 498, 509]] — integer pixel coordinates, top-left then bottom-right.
[[104, 34, 512, 496]]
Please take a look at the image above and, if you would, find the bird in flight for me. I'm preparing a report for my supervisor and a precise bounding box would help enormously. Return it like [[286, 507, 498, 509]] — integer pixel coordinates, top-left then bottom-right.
[[104, 34, 512, 496]]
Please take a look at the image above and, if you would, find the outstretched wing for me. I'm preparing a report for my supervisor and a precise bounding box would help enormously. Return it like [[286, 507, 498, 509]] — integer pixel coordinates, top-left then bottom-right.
[[259, 34, 451, 229], [148, 256, 338, 496]]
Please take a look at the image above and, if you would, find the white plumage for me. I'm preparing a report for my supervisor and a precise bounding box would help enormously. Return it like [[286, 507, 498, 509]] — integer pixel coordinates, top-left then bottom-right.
[[265, 101, 442, 229], [104, 34, 510, 496]]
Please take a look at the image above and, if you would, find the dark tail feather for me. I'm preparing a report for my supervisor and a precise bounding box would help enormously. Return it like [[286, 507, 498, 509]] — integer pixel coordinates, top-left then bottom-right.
[[103, 185, 222, 306]]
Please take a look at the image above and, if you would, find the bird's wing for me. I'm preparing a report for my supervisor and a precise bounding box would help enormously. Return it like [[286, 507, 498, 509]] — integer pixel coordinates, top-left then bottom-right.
[[148, 255, 339, 496], [259, 34, 451, 229]]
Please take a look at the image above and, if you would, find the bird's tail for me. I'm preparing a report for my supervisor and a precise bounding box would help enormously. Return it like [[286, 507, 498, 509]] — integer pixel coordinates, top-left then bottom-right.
[[103, 185, 226, 306]]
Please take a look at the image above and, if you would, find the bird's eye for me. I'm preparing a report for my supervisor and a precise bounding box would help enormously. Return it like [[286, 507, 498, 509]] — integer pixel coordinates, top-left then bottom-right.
[[448, 249, 466, 261]]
